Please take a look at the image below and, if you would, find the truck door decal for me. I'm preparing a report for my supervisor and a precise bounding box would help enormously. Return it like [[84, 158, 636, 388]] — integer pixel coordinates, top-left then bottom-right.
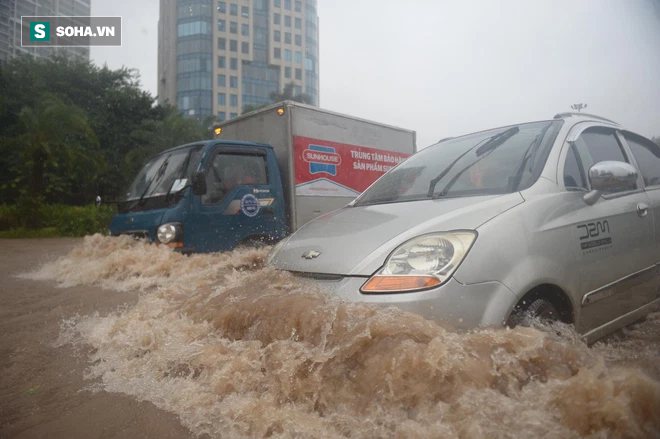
[[222, 197, 274, 215], [294, 136, 411, 197]]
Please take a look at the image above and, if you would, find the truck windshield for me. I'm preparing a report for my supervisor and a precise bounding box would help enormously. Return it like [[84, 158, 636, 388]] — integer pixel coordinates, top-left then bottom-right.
[[124, 145, 203, 201], [353, 120, 562, 207]]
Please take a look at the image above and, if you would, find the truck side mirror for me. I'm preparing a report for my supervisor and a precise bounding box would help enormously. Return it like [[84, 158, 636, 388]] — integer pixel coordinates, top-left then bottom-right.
[[191, 171, 207, 195]]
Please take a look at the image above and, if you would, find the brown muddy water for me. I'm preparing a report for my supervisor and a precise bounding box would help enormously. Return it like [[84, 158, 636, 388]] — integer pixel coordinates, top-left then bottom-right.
[[5, 235, 660, 438]]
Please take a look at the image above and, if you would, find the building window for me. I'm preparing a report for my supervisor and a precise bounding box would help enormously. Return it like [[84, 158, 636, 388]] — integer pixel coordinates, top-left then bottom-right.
[[274, 13, 280, 25], [274, 30, 281, 42], [230, 3, 237, 15], [295, 68, 301, 80], [285, 15, 291, 27], [241, 41, 249, 54], [285, 49, 291, 61], [295, 1, 301, 12], [295, 51, 301, 63], [241, 24, 249, 36], [218, 56, 226, 68], [230, 94, 238, 107], [285, 32, 291, 44], [218, 93, 226, 105], [218, 19, 226, 31], [295, 18, 301, 29], [305, 55, 312, 71], [295, 85, 302, 95], [230, 112, 238, 119], [217, 74, 226, 86], [230, 39, 237, 51], [285, 67, 291, 78], [230, 76, 238, 87], [295, 34, 301, 46], [230, 21, 237, 33], [218, 1, 226, 13], [217, 37, 226, 50], [230, 58, 238, 70], [274, 48, 281, 59], [241, 6, 249, 17], [218, 112, 226, 121], [274, 0, 280, 7], [285, 0, 291, 10]]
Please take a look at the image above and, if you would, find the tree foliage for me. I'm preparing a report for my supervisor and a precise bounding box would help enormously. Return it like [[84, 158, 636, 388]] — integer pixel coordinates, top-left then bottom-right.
[[242, 81, 313, 115], [0, 54, 209, 208]]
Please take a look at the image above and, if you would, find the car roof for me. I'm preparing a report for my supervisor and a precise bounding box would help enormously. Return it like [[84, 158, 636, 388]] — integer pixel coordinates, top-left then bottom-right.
[[552, 111, 620, 126]]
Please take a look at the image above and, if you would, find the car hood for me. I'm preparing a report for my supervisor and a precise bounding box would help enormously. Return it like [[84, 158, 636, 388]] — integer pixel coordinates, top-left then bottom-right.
[[269, 193, 524, 276]]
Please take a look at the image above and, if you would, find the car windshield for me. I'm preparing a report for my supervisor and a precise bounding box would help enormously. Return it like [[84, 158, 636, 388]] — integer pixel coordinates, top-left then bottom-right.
[[353, 120, 562, 206], [123, 145, 203, 201]]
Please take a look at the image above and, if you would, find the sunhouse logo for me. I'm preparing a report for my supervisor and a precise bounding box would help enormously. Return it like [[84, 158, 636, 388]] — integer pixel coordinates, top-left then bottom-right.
[[303, 144, 342, 176], [22, 16, 122, 47]]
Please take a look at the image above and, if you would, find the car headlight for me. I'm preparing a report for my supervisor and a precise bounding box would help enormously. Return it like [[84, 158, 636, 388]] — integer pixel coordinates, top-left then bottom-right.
[[156, 223, 182, 245], [361, 231, 477, 293], [265, 235, 290, 266]]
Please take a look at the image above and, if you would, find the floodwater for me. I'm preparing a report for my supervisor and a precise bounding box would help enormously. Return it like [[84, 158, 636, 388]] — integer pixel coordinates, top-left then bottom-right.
[[16, 235, 660, 438]]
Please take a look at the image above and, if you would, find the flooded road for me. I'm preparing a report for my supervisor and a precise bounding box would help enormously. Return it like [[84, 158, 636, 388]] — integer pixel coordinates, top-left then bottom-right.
[[2, 235, 659, 439]]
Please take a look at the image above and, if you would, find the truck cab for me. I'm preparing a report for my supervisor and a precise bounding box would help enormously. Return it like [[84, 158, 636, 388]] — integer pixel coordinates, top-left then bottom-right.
[[108, 140, 287, 253]]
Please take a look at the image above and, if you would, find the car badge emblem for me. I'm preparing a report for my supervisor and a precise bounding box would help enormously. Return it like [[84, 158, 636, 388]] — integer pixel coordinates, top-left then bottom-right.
[[302, 250, 321, 259]]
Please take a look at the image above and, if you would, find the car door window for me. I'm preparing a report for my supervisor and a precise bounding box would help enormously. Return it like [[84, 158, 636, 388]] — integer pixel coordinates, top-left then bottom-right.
[[202, 153, 268, 205], [623, 132, 660, 188], [572, 127, 636, 194], [563, 144, 588, 190]]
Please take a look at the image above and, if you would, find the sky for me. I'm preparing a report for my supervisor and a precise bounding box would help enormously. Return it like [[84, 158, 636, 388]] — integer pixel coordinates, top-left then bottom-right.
[[91, 0, 660, 149]]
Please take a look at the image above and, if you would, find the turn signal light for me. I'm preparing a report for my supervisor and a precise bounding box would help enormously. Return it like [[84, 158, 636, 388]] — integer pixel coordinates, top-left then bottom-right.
[[361, 275, 441, 293], [214, 127, 222, 135], [277, 108, 285, 116], [166, 242, 184, 248]]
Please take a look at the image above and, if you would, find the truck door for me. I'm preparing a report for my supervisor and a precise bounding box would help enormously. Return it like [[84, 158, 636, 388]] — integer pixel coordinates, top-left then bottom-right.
[[188, 147, 279, 252]]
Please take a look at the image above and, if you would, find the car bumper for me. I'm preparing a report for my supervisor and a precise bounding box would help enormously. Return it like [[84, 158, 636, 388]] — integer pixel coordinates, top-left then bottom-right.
[[294, 275, 519, 330]]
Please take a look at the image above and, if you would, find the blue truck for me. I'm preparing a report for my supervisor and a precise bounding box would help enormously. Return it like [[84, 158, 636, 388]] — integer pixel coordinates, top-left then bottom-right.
[[103, 101, 416, 253]]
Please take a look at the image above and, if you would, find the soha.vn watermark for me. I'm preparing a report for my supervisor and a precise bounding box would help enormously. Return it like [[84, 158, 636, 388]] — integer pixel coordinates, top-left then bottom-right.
[[22, 16, 122, 47]]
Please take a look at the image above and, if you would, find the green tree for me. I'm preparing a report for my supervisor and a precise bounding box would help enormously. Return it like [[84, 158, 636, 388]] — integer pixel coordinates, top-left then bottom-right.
[[269, 81, 312, 105], [0, 54, 163, 203], [18, 93, 99, 198], [241, 82, 313, 115], [124, 106, 208, 182]]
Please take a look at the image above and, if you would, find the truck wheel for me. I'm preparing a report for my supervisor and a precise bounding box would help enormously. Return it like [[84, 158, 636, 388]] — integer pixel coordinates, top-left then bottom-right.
[[506, 298, 560, 328]]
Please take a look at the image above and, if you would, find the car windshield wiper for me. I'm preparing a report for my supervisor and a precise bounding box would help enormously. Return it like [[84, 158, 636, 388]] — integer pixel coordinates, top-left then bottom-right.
[[507, 125, 550, 192], [427, 126, 520, 198]]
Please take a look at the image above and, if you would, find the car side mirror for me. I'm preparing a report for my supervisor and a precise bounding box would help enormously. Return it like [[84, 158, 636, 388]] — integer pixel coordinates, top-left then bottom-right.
[[584, 161, 638, 205], [191, 171, 207, 195]]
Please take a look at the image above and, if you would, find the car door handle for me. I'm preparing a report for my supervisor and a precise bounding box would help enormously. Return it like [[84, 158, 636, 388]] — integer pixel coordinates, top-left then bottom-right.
[[637, 203, 649, 218]]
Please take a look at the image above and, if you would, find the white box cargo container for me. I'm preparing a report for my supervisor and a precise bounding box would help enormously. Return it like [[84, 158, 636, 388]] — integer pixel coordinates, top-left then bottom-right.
[[213, 100, 417, 233]]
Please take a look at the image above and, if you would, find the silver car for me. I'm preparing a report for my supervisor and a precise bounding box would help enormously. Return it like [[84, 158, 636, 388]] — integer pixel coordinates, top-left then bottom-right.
[[266, 112, 660, 343]]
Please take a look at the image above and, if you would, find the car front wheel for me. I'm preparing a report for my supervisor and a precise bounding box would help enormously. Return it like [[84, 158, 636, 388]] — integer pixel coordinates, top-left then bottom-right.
[[506, 298, 561, 328]]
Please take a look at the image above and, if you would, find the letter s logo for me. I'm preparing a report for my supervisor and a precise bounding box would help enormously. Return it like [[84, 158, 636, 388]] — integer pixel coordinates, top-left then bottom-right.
[[35, 24, 45, 39]]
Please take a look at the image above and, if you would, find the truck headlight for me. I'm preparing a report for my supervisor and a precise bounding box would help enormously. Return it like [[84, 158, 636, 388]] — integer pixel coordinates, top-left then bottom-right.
[[361, 231, 477, 293], [156, 222, 182, 246]]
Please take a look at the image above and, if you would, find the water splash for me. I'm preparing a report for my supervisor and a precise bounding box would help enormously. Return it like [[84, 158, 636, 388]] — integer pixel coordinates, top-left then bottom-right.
[[31, 235, 660, 438]]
